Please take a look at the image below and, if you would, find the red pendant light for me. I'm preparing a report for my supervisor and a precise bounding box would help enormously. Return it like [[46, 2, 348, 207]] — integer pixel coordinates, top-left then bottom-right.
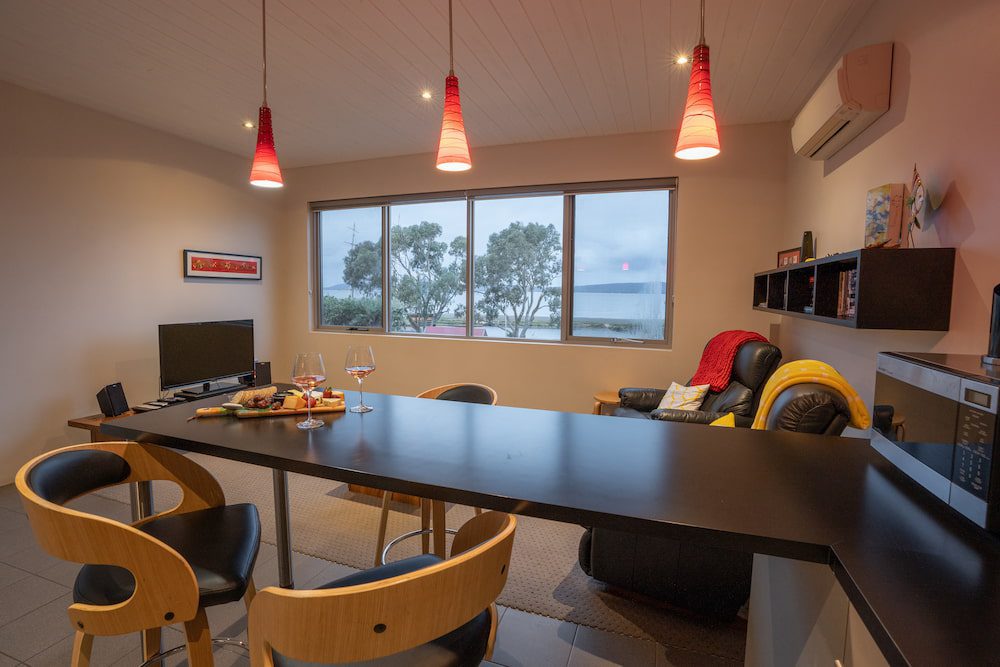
[[250, 0, 283, 188], [674, 0, 720, 161], [436, 0, 471, 172]]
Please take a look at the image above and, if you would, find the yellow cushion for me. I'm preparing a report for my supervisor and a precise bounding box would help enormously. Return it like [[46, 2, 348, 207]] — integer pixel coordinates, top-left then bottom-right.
[[710, 413, 736, 427], [656, 382, 711, 411]]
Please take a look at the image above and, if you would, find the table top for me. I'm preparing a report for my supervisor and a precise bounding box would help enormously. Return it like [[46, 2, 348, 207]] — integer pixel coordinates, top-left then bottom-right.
[[100, 388, 1000, 667], [69, 412, 135, 432]]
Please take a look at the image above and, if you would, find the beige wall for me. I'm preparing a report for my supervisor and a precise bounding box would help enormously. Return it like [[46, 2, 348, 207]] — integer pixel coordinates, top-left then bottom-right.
[[275, 123, 787, 413], [777, 0, 1000, 405], [0, 82, 282, 483]]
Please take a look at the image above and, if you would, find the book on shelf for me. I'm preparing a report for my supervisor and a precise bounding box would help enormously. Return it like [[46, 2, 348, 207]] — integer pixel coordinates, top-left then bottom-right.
[[837, 269, 858, 319]]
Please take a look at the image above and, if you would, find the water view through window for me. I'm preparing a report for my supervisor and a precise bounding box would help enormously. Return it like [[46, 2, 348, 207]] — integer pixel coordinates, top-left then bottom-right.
[[572, 190, 670, 340], [313, 180, 673, 344]]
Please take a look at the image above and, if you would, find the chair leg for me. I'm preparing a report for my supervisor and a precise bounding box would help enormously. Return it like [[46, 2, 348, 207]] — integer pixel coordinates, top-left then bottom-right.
[[244, 577, 257, 612], [183, 608, 214, 667], [474, 507, 483, 516], [375, 490, 392, 566], [142, 627, 162, 666], [71, 631, 93, 667], [485, 603, 499, 661], [420, 499, 431, 554]]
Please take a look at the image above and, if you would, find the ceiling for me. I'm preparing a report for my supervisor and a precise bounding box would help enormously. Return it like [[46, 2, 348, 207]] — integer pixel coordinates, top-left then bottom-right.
[[0, 0, 876, 168]]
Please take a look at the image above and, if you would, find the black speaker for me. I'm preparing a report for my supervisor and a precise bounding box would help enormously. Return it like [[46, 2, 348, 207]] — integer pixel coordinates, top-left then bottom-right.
[[254, 361, 271, 386], [97, 382, 130, 417]]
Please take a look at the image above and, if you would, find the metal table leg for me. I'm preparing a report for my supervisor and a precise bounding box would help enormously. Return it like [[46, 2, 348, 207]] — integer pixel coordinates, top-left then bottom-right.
[[130, 482, 160, 661], [272, 469, 294, 588]]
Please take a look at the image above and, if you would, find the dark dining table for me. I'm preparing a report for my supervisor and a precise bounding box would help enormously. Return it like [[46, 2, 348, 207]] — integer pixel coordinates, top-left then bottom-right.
[[101, 387, 1000, 667]]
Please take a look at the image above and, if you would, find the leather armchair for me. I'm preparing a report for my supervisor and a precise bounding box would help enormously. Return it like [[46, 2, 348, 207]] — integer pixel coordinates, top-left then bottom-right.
[[615, 340, 782, 427], [579, 383, 852, 618]]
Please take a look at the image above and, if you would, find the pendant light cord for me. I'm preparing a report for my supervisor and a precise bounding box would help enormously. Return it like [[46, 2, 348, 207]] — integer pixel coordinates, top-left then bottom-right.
[[262, 0, 268, 106], [699, 0, 706, 46], [448, 0, 455, 75]]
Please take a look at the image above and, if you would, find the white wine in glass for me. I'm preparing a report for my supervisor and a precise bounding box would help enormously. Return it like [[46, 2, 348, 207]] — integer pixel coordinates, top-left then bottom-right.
[[344, 345, 375, 413], [292, 353, 326, 430]]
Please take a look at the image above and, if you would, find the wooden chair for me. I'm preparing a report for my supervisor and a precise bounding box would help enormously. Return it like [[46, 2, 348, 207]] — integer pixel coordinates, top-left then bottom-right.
[[374, 383, 498, 565], [16, 442, 261, 667], [249, 511, 516, 666]]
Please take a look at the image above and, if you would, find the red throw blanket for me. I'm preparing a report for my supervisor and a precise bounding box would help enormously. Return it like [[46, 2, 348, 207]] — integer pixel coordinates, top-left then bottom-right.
[[689, 330, 768, 392]]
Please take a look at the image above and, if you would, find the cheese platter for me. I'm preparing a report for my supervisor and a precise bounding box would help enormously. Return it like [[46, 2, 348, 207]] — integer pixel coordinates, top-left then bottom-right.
[[190, 385, 346, 420]]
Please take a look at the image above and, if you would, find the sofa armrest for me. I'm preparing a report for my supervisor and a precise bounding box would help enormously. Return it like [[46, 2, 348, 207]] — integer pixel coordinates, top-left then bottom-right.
[[618, 388, 666, 412], [651, 409, 754, 427]]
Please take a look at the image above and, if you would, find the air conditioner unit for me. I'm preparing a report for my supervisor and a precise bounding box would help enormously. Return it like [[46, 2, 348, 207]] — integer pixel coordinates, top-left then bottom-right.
[[791, 42, 893, 160]]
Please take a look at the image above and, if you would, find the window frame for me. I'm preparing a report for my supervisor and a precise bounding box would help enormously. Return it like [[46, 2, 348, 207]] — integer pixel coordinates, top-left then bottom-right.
[[311, 177, 677, 348]]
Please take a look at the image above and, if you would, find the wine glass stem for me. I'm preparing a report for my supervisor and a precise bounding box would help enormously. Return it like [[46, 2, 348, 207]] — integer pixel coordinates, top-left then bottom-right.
[[307, 388, 312, 422], [358, 377, 364, 407]]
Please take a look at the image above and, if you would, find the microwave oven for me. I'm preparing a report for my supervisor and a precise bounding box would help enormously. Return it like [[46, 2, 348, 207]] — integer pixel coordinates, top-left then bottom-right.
[[872, 352, 1000, 531]]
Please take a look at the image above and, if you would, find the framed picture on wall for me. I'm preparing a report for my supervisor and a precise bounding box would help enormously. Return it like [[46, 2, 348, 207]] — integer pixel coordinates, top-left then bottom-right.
[[777, 248, 801, 267], [184, 249, 262, 280]]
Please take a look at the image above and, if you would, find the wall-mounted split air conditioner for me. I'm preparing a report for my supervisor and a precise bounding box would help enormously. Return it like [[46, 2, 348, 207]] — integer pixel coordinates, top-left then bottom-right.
[[791, 42, 893, 160]]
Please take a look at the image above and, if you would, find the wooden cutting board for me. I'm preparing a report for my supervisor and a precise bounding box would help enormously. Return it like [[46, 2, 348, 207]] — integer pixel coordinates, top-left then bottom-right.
[[194, 404, 346, 419]]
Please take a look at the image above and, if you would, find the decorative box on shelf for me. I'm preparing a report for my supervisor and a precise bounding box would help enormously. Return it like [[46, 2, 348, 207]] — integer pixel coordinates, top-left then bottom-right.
[[752, 247, 955, 330]]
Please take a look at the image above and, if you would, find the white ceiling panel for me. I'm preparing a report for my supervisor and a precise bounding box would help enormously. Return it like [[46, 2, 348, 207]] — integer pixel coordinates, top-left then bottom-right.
[[0, 0, 876, 167]]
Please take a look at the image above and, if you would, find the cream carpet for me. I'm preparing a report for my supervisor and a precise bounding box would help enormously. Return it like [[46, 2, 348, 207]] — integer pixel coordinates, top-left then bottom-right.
[[100, 453, 745, 661]]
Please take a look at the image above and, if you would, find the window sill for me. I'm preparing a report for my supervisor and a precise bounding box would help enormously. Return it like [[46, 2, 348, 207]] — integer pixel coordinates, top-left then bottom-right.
[[311, 327, 671, 351]]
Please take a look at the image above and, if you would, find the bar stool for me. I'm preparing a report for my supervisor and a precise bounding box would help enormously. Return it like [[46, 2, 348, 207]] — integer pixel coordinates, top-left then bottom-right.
[[16, 442, 261, 667], [250, 511, 516, 666], [374, 383, 498, 565]]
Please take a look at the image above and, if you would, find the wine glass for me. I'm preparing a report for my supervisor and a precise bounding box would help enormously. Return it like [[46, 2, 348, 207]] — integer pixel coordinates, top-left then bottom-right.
[[344, 345, 375, 413], [292, 353, 326, 430]]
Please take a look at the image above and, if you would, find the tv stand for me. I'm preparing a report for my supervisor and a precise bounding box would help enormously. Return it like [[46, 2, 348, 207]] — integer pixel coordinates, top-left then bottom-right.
[[176, 382, 245, 400]]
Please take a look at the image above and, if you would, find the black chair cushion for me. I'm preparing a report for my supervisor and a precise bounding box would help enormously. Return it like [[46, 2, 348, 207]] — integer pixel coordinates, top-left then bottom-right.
[[435, 385, 494, 405], [28, 450, 131, 505], [700, 382, 754, 416], [73, 503, 260, 608], [273, 554, 491, 667]]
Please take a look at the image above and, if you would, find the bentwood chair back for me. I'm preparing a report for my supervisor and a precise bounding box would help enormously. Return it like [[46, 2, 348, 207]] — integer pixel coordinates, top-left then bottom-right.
[[16, 442, 260, 667], [415, 382, 498, 405], [374, 383, 499, 566], [249, 511, 516, 666]]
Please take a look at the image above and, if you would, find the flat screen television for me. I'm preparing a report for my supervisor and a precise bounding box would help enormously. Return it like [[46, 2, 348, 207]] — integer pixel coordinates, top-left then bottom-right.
[[159, 319, 254, 392]]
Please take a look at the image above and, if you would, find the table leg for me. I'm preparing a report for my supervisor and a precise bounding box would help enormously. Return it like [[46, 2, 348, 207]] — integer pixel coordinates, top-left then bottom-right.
[[130, 482, 160, 661], [272, 469, 294, 589], [129, 481, 154, 522], [431, 500, 447, 558], [420, 499, 431, 554]]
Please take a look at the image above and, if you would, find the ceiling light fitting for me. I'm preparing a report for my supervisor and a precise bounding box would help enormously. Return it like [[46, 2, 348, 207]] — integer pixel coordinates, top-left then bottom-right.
[[674, 0, 721, 160], [435, 0, 472, 172], [249, 0, 284, 188]]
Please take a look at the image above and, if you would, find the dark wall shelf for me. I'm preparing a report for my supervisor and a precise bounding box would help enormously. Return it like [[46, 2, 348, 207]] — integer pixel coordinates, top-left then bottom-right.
[[753, 248, 955, 330]]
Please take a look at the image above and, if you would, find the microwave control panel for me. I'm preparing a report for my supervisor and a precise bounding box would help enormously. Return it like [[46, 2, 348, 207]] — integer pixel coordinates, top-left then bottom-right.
[[953, 404, 996, 500]]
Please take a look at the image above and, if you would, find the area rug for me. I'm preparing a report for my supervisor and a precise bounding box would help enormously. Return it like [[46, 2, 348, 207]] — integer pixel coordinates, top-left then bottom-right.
[[99, 454, 745, 661]]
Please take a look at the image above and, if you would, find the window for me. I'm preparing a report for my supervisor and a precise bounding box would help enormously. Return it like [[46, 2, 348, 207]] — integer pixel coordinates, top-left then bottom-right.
[[571, 190, 671, 341], [473, 195, 563, 340], [389, 199, 467, 335], [317, 206, 383, 329], [312, 179, 674, 345]]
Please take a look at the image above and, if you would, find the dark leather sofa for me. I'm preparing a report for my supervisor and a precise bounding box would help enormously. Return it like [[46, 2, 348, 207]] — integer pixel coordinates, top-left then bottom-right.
[[614, 340, 782, 427], [580, 382, 853, 618]]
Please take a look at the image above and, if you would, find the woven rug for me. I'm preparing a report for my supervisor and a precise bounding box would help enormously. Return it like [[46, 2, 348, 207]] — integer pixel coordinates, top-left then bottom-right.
[[99, 454, 745, 661]]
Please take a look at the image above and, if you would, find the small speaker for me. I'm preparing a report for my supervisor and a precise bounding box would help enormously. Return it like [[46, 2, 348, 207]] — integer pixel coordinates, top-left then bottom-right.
[[254, 361, 272, 386], [96, 382, 130, 417]]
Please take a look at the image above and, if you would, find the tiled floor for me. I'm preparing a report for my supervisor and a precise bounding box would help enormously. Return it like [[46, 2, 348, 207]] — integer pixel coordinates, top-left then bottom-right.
[[0, 484, 736, 666]]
